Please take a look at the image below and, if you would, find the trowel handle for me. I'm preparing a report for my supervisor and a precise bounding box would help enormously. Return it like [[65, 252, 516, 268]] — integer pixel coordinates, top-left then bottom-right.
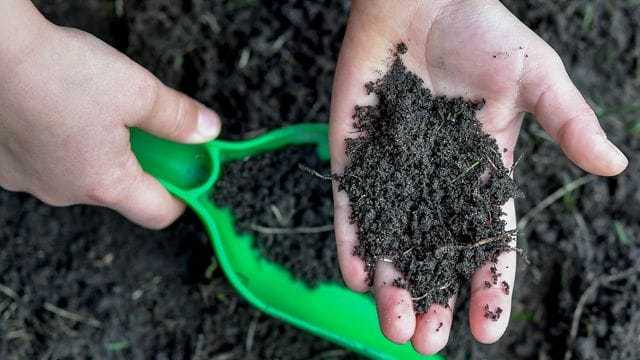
[[129, 128, 215, 199], [130, 124, 331, 200]]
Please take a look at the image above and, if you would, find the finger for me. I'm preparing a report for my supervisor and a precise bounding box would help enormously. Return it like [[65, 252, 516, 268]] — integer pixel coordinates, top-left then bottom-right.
[[374, 261, 416, 344], [521, 51, 627, 176], [333, 188, 369, 292], [105, 159, 186, 229], [469, 199, 516, 344], [329, 18, 389, 293], [411, 295, 457, 355], [132, 76, 221, 144]]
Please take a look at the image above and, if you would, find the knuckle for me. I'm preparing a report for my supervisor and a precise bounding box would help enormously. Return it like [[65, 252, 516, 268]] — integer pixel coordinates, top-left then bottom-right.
[[136, 73, 162, 120], [169, 96, 188, 134], [84, 179, 121, 205]]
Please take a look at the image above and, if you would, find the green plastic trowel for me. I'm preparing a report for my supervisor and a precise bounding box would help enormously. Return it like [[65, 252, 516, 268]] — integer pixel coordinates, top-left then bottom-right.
[[130, 123, 442, 359]]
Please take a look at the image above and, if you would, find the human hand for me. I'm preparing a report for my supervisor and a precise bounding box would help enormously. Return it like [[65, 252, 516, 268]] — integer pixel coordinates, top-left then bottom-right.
[[0, 1, 220, 229], [330, 0, 627, 354]]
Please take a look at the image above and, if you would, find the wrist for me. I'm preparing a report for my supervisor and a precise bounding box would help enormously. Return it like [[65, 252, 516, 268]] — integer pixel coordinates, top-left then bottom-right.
[[348, 0, 453, 38], [0, 1, 52, 68], [351, 0, 458, 13]]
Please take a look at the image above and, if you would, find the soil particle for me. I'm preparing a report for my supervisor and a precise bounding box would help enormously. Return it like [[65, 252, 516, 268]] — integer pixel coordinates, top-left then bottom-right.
[[212, 146, 341, 286], [490, 265, 502, 285], [396, 42, 408, 55], [484, 305, 503, 321], [502, 280, 511, 295], [336, 45, 521, 312]]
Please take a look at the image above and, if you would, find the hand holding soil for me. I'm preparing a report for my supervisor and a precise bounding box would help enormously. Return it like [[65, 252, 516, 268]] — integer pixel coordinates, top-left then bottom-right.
[[330, 0, 628, 355], [0, 0, 220, 229]]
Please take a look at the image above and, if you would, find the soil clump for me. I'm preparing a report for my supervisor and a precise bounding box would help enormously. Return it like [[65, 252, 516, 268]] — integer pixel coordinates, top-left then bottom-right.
[[337, 44, 521, 312]]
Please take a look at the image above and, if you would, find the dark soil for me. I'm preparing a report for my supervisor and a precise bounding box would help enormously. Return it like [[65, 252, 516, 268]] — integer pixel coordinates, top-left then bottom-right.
[[124, 0, 348, 140], [2, 1, 355, 359], [2, 0, 639, 359], [212, 146, 341, 287], [337, 47, 520, 312], [0, 193, 348, 359]]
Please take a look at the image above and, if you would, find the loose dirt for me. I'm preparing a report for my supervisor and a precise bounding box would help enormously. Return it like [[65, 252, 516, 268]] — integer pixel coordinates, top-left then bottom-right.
[[212, 146, 340, 287], [337, 45, 521, 312]]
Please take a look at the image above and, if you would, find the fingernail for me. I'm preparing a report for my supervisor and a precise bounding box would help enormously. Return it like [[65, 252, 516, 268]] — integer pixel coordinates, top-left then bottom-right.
[[606, 139, 626, 159], [591, 134, 629, 176], [598, 135, 628, 173], [197, 107, 221, 140]]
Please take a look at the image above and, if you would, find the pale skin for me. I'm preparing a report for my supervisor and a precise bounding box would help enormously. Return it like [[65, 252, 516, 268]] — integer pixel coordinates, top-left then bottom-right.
[[0, 0, 629, 356], [0, 0, 221, 229], [331, 0, 628, 355]]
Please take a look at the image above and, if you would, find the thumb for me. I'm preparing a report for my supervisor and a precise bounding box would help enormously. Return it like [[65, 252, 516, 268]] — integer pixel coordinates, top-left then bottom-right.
[[133, 75, 221, 144], [521, 51, 627, 176]]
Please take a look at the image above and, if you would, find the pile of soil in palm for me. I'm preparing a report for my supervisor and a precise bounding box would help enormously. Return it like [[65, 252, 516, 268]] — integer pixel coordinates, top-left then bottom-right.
[[212, 146, 341, 287], [337, 44, 521, 312]]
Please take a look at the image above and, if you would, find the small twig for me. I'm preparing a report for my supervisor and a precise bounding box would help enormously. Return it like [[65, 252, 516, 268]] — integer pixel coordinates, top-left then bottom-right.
[[269, 31, 291, 54], [211, 352, 237, 360], [0, 283, 20, 301], [506, 246, 530, 264], [485, 154, 498, 170], [411, 282, 452, 301], [434, 235, 511, 255], [564, 264, 640, 360], [310, 349, 350, 360], [43, 302, 101, 328], [509, 153, 525, 176], [0, 301, 9, 315], [298, 164, 333, 181], [269, 204, 286, 226], [411, 292, 430, 301], [245, 312, 258, 354], [193, 334, 205, 360], [1, 302, 18, 321], [249, 224, 334, 235], [518, 175, 596, 229], [238, 47, 251, 69], [438, 282, 452, 290], [401, 247, 414, 257], [4, 329, 31, 341], [449, 160, 481, 184]]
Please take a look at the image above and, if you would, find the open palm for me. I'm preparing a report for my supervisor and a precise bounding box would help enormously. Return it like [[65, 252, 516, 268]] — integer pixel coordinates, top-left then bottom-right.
[[330, 0, 627, 355]]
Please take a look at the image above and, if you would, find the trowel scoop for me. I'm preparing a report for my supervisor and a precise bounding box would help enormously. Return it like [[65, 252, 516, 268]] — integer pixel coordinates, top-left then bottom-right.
[[130, 123, 441, 359]]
